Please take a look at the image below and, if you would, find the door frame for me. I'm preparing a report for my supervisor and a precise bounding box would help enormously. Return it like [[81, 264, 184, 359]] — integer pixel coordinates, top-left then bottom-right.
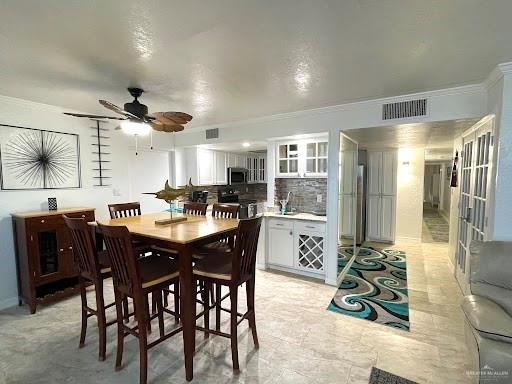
[[454, 115, 495, 293], [336, 132, 359, 287]]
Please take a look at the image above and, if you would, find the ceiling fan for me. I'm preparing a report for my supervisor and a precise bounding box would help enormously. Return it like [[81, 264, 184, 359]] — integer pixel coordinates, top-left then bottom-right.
[[64, 87, 192, 134]]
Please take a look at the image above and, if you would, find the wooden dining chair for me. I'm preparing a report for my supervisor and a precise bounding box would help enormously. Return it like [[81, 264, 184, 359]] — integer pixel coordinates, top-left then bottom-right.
[[98, 223, 182, 384], [193, 216, 263, 372], [108, 202, 142, 219], [63, 215, 123, 361], [212, 203, 240, 219], [107, 201, 179, 316], [183, 202, 208, 215]]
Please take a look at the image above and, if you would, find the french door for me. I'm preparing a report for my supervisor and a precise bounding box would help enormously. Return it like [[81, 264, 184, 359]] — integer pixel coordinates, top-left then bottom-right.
[[455, 117, 494, 292]]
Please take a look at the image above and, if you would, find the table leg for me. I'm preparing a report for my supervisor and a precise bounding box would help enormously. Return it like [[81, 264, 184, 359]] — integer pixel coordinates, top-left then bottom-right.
[[179, 245, 195, 381]]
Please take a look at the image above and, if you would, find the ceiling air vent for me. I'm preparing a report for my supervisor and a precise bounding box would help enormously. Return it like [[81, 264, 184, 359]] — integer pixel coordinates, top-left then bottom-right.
[[205, 128, 219, 140], [382, 98, 427, 120]]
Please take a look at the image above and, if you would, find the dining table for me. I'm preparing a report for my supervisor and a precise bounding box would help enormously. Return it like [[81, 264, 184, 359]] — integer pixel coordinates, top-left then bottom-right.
[[92, 211, 239, 381]]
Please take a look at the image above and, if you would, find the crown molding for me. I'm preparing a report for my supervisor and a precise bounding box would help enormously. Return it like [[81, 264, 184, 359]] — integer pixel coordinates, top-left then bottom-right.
[[484, 62, 512, 90], [184, 83, 485, 133], [0, 93, 101, 117]]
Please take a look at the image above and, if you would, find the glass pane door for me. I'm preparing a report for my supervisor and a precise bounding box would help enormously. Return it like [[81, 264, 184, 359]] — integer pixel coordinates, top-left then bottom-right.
[[337, 133, 358, 283], [38, 230, 59, 276]]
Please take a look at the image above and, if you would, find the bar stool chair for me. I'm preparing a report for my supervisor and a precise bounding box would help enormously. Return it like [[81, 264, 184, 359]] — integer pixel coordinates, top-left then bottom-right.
[[99, 223, 182, 384], [64, 215, 125, 361], [194, 204, 240, 319], [108, 202, 179, 319], [193, 216, 262, 372]]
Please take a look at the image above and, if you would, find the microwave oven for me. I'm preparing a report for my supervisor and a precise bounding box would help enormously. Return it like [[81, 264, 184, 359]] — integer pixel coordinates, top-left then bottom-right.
[[227, 167, 248, 185]]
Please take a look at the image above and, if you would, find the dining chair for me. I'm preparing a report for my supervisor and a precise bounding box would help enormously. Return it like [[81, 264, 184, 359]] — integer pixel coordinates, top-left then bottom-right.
[[183, 202, 208, 215], [193, 216, 262, 372], [64, 215, 126, 361], [98, 223, 182, 384], [108, 202, 142, 219], [107, 201, 180, 317], [212, 203, 240, 219]]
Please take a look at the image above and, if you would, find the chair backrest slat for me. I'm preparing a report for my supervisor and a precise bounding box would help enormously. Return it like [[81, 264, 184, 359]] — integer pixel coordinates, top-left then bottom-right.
[[231, 216, 262, 282], [98, 223, 140, 295], [108, 202, 142, 219], [63, 215, 100, 280], [183, 202, 208, 216], [212, 203, 240, 219]]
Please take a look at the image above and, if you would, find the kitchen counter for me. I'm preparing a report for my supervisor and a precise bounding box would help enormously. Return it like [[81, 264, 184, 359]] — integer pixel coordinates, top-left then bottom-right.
[[263, 212, 327, 222]]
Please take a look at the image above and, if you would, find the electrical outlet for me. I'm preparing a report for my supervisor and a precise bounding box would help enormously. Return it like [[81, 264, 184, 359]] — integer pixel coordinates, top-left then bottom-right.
[[113, 188, 121, 197], [317, 194, 322, 203]]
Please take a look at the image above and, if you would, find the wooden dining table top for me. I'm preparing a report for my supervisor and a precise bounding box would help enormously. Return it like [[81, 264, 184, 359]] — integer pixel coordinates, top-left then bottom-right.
[[93, 212, 239, 244]]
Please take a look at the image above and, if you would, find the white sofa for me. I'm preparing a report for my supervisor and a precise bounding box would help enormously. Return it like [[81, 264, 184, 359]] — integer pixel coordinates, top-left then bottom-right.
[[462, 241, 512, 383]]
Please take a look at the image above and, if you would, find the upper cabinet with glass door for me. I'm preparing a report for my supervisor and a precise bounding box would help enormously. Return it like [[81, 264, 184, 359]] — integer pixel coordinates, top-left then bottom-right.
[[278, 143, 300, 176], [276, 139, 328, 178], [305, 141, 328, 176]]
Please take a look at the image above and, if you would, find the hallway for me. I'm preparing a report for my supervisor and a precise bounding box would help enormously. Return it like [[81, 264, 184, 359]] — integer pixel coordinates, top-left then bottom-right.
[[422, 203, 450, 243]]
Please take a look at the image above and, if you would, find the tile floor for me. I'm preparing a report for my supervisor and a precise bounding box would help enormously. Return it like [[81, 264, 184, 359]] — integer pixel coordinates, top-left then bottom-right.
[[0, 241, 472, 384]]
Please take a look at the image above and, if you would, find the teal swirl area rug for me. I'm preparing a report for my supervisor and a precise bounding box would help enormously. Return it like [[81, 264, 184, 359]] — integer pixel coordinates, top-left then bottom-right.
[[328, 246, 410, 331]]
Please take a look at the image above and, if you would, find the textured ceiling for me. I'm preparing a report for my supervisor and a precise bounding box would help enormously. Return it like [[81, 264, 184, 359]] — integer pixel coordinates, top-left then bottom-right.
[[0, 1, 511, 127], [345, 118, 480, 150]]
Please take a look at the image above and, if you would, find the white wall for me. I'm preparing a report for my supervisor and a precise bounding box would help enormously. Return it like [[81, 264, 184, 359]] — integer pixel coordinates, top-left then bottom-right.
[[395, 148, 425, 242], [0, 95, 171, 310], [174, 85, 486, 147], [487, 65, 512, 240]]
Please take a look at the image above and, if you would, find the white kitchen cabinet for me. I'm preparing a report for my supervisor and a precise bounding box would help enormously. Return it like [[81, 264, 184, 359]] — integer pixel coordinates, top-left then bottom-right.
[[266, 218, 326, 278], [276, 139, 328, 178], [197, 149, 228, 185], [197, 148, 215, 185], [227, 153, 237, 168], [214, 151, 227, 185], [268, 220, 294, 267], [246, 154, 266, 183], [366, 150, 397, 242]]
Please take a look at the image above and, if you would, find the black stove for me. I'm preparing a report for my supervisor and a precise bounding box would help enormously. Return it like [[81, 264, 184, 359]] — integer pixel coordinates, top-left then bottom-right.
[[217, 187, 257, 218]]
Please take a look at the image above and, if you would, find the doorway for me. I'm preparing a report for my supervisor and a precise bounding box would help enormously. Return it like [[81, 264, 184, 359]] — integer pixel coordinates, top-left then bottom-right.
[[422, 162, 451, 243]]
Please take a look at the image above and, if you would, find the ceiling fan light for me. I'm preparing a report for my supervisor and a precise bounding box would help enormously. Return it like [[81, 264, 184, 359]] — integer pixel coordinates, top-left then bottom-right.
[[120, 120, 151, 136]]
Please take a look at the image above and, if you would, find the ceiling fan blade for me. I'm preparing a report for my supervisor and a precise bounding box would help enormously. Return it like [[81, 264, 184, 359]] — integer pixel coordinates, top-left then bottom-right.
[[153, 112, 192, 125], [63, 112, 126, 120], [150, 121, 184, 133], [99, 100, 139, 119], [163, 124, 184, 133]]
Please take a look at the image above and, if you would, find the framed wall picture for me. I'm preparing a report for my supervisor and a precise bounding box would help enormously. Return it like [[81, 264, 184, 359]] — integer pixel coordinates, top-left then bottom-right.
[[0, 124, 81, 190]]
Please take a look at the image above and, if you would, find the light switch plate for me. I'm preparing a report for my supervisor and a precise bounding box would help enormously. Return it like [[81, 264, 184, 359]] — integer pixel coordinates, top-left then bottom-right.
[[317, 194, 322, 203], [113, 188, 122, 197]]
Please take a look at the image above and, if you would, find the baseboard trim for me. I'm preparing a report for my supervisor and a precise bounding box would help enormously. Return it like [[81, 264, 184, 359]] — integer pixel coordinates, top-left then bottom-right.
[[395, 236, 422, 243], [0, 297, 18, 311]]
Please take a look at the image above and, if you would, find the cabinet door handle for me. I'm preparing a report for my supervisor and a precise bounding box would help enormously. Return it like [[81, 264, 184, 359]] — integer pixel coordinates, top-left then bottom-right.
[[305, 225, 316, 229], [275, 223, 284, 226]]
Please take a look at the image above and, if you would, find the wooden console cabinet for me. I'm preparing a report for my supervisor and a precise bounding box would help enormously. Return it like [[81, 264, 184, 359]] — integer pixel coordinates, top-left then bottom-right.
[[11, 208, 95, 314]]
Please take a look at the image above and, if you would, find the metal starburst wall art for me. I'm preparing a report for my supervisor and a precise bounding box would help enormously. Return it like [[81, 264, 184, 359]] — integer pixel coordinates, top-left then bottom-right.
[[0, 125, 80, 190]]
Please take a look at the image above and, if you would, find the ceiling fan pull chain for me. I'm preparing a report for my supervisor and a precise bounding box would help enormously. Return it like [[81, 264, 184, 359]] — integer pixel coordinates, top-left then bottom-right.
[[135, 134, 138, 156], [150, 129, 154, 150]]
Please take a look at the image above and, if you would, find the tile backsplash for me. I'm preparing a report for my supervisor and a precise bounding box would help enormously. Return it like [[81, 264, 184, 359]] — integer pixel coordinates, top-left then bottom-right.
[[186, 183, 267, 205], [274, 178, 327, 213]]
